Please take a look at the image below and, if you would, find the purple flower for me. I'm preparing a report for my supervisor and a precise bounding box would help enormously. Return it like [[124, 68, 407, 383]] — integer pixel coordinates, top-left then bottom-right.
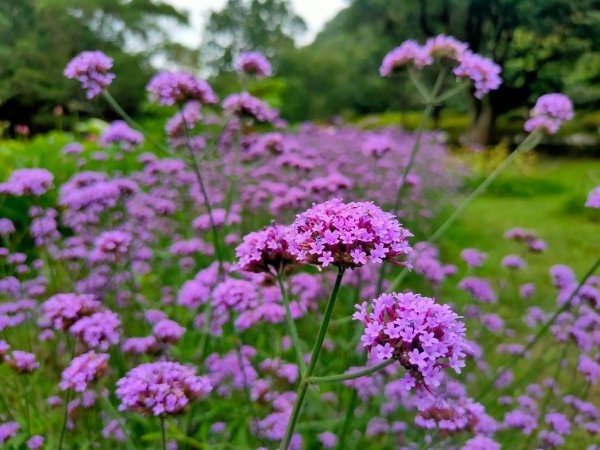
[[115, 361, 212, 416], [524, 94, 574, 134], [152, 319, 185, 344], [355, 292, 467, 390], [222, 92, 279, 123], [0, 169, 53, 196], [69, 311, 121, 350], [289, 198, 412, 270], [0, 218, 15, 234], [0, 421, 19, 443], [234, 224, 296, 273], [379, 41, 433, 76], [122, 336, 159, 355], [90, 231, 131, 263], [41, 293, 101, 330], [458, 276, 497, 303], [60, 351, 109, 392], [235, 51, 272, 77], [6, 350, 39, 373], [460, 248, 487, 268], [62, 142, 84, 155], [99, 121, 143, 151], [64, 51, 115, 98], [424, 35, 468, 61], [586, 187, 600, 208], [520, 283, 536, 299], [317, 431, 337, 448], [463, 435, 501, 450], [453, 51, 502, 98], [578, 355, 600, 384], [502, 254, 526, 270], [147, 71, 217, 106], [27, 435, 45, 449]]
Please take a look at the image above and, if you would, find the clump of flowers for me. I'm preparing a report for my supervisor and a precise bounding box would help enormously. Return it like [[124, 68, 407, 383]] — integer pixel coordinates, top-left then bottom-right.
[[289, 198, 412, 269], [0, 422, 19, 444], [585, 186, 600, 208], [524, 93, 574, 134], [453, 51, 502, 98], [40, 293, 101, 330], [99, 121, 144, 151], [115, 361, 212, 416], [64, 51, 115, 98], [69, 311, 121, 350], [234, 224, 296, 273], [222, 92, 279, 123], [354, 292, 467, 390], [147, 71, 217, 106], [379, 40, 432, 75], [91, 230, 131, 263], [5, 350, 40, 373], [235, 51, 272, 77], [424, 34, 468, 60], [60, 351, 110, 392], [0, 168, 54, 196]]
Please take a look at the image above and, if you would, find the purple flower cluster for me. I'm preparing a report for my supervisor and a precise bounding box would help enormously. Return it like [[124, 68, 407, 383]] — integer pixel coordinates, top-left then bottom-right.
[[116, 361, 212, 416], [147, 71, 217, 106], [235, 51, 272, 77], [222, 92, 279, 123], [585, 186, 600, 208], [289, 198, 413, 269], [60, 351, 109, 391], [0, 168, 53, 196], [524, 93, 574, 134], [234, 224, 296, 273], [5, 350, 39, 373], [379, 41, 433, 75], [40, 293, 101, 330], [69, 311, 121, 350], [453, 51, 502, 98], [354, 292, 467, 390], [99, 121, 144, 151], [64, 51, 115, 98], [458, 276, 497, 303]]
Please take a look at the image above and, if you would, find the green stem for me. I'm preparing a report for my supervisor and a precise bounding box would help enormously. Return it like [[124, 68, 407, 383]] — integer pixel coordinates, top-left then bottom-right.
[[276, 269, 307, 373], [58, 388, 72, 450], [279, 268, 345, 450], [101, 90, 172, 157], [0, 390, 16, 422], [388, 129, 544, 293], [336, 390, 358, 450], [101, 395, 138, 450], [160, 416, 167, 450], [476, 254, 600, 401], [308, 359, 396, 384]]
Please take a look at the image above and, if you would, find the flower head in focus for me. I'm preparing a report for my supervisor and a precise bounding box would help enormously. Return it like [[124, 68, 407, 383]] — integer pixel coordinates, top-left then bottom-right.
[[289, 198, 412, 270], [453, 51, 502, 98], [64, 51, 115, 98], [235, 224, 296, 274], [379, 41, 433, 76], [354, 292, 467, 390], [59, 351, 109, 392]]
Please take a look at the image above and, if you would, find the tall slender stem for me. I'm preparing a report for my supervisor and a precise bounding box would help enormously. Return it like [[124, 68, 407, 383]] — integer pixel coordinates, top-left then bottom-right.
[[276, 269, 306, 373], [387, 129, 543, 293], [58, 388, 72, 450], [336, 390, 358, 450], [279, 268, 345, 450], [160, 416, 167, 450]]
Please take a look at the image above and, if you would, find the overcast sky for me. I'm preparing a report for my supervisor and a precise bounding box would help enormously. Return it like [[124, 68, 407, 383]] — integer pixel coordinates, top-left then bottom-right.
[[164, 0, 347, 47]]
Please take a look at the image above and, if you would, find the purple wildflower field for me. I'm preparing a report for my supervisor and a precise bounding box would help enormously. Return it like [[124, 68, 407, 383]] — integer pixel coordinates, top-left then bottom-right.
[[0, 33, 599, 450]]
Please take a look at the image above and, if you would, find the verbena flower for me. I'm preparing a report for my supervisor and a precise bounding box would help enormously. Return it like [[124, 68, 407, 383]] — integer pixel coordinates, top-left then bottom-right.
[[0, 422, 19, 444], [585, 186, 600, 208], [502, 255, 526, 270], [41, 293, 101, 330], [463, 435, 501, 450], [147, 71, 217, 106], [115, 361, 212, 416], [69, 311, 121, 350], [379, 41, 433, 76], [6, 350, 39, 373], [122, 336, 159, 355], [64, 51, 115, 98], [0, 169, 53, 196], [99, 121, 143, 151], [234, 224, 296, 273], [235, 51, 272, 78], [222, 92, 279, 123], [26, 435, 45, 449], [460, 248, 487, 268], [91, 231, 131, 263], [60, 351, 109, 392], [354, 292, 467, 390], [458, 276, 497, 303], [453, 51, 502, 98], [524, 93, 574, 134], [423, 35, 468, 61], [152, 319, 185, 344], [289, 198, 412, 269], [0, 218, 15, 234]]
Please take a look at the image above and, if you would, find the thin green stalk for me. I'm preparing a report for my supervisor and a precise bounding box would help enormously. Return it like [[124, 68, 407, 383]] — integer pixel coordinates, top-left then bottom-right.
[[224, 124, 242, 220], [308, 359, 396, 384], [0, 390, 16, 422], [279, 268, 345, 450], [21, 376, 31, 435], [336, 390, 358, 450], [477, 254, 600, 401], [160, 416, 167, 450], [388, 129, 544, 293], [101, 395, 138, 450], [58, 388, 72, 450], [102, 90, 172, 157], [276, 269, 306, 373]]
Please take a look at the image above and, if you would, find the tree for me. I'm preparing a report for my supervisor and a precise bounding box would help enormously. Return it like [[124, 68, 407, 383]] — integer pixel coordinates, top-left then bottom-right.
[[0, 0, 187, 131], [200, 0, 306, 73]]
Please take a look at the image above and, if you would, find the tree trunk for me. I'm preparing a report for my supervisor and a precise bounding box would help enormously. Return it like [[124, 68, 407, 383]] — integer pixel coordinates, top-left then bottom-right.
[[463, 100, 495, 146]]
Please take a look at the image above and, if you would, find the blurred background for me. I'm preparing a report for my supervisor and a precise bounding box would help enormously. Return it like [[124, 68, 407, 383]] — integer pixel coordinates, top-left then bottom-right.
[[2, 0, 600, 150]]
